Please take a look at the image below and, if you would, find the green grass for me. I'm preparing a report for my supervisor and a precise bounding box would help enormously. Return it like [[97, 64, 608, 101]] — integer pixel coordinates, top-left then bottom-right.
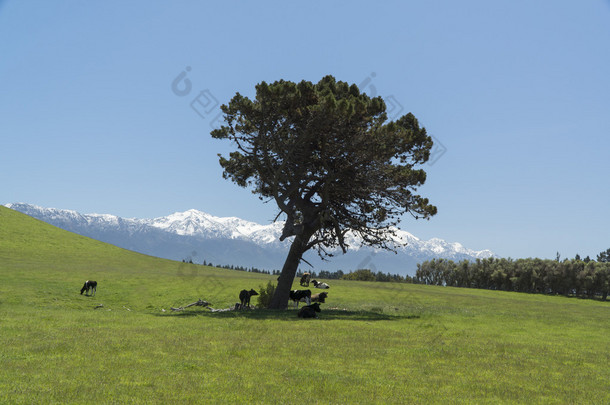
[[1, 206, 609, 404]]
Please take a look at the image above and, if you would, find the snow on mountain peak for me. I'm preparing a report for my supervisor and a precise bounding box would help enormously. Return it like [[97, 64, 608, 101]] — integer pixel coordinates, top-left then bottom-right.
[[145, 208, 283, 242], [3, 203, 495, 273]]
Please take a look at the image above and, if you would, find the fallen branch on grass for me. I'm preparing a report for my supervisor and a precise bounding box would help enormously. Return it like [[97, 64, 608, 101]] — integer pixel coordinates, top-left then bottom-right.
[[170, 299, 210, 311], [169, 300, 257, 313], [208, 303, 242, 312]]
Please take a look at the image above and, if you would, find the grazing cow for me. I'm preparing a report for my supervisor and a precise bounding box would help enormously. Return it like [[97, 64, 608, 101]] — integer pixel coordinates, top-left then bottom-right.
[[239, 289, 259, 309], [312, 280, 330, 289], [289, 289, 311, 308], [298, 302, 321, 318], [300, 272, 311, 287], [80, 280, 97, 296]]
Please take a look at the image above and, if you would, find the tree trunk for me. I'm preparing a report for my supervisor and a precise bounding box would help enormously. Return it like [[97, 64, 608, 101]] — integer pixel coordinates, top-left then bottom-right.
[[268, 227, 315, 309]]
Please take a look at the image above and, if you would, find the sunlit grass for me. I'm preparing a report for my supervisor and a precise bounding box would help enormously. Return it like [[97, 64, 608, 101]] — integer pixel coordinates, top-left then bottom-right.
[[1, 206, 609, 403]]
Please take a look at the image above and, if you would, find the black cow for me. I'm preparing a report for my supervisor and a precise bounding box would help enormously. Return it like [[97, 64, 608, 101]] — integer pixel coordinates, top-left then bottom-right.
[[298, 302, 321, 318], [80, 280, 97, 296], [300, 272, 311, 287], [239, 289, 259, 309], [289, 289, 311, 308]]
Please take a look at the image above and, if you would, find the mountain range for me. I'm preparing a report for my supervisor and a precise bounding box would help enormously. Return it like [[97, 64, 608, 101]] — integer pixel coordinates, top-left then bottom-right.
[[4, 203, 494, 276]]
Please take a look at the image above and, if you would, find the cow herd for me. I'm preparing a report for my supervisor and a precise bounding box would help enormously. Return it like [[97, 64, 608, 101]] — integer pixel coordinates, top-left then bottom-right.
[[80, 272, 330, 318], [243, 272, 330, 318]]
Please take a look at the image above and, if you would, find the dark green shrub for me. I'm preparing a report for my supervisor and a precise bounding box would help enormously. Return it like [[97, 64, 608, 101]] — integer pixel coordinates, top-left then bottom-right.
[[257, 281, 276, 308]]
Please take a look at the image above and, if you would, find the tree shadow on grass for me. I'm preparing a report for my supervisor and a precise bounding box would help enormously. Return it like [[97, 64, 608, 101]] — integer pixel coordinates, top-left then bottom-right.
[[159, 308, 420, 322]]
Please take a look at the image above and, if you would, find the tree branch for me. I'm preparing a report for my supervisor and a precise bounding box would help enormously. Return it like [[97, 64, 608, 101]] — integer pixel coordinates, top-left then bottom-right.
[[170, 299, 210, 311]]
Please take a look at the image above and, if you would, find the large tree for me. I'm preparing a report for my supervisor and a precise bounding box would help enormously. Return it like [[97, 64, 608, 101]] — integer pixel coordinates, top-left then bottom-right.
[[211, 75, 437, 309]]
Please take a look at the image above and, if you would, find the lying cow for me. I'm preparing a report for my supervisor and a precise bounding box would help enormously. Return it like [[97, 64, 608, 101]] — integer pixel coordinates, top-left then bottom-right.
[[312, 280, 330, 289], [239, 289, 259, 309], [298, 302, 321, 318], [299, 291, 328, 304]]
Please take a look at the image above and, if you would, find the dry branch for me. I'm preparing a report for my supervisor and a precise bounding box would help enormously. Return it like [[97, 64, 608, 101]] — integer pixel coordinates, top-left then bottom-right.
[[170, 299, 210, 311]]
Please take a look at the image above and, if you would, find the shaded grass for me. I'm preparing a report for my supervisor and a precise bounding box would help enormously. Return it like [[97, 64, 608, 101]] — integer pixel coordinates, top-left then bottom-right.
[[1, 206, 609, 403]]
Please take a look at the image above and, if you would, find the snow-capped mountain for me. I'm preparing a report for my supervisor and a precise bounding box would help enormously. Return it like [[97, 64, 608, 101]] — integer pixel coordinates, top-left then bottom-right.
[[4, 203, 494, 275], [145, 209, 285, 245]]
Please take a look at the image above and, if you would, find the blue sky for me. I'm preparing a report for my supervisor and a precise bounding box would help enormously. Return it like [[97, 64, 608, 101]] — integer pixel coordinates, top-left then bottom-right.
[[1, 1, 609, 260]]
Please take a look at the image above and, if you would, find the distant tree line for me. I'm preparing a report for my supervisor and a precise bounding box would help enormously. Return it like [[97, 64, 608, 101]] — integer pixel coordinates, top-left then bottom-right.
[[297, 269, 414, 283], [188, 257, 416, 282], [415, 255, 610, 300], [185, 258, 275, 275]]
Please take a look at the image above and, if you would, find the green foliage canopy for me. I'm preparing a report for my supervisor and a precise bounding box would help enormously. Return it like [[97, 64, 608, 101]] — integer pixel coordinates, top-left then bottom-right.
[[212, 75, 436, 256], [597, 248, 610, 263]]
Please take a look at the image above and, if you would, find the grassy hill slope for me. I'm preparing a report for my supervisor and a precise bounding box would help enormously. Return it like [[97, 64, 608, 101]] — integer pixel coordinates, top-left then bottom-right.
[[1, 206, 608, 404]]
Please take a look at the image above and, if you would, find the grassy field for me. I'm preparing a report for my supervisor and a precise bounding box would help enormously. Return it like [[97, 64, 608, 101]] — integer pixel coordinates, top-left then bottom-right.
[[1, 206, 609, 404]]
